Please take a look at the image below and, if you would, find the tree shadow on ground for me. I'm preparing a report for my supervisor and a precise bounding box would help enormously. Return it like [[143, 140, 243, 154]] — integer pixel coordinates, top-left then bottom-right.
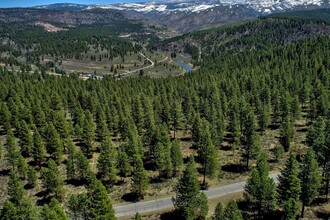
[[36, 194, 54, 206], [0, 168, 11, 176], [121, 192, 141, 202], [65, 178, 87, 187], [221, 164, 248, 174], [160, 210, 181, 220]]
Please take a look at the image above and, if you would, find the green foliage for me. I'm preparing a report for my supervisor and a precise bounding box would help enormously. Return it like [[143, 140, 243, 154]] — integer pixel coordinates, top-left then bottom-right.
[[3, 171, 38, 219], [224, 200, 243, 220], [278, 154, 301, 220], [87, 179, 116, 220], [299, 148, 321, 217], [133, 212, 142, 220], [274, 145, 284, 162], [117, 149, 131, 179], [279, 115, 294, 152], [197, 120, 218, 185], [171, 140, 184, 175], [41, 159, 65, 200], [213, 202, 224, 220], [18, 121, 33, 157], [27, 166, 37, 188], [33, 129, 46, 168], [244, 152, 277, 217], [131, 154, 149, 199], [41, 198, 69, 220], [97, 136, 118, 184], [173, 159, 209, 220], [68, 193, 89, 220]]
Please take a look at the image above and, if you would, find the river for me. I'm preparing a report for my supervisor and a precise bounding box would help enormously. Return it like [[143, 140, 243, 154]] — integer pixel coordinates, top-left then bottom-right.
[[174, 54, 192, 73]]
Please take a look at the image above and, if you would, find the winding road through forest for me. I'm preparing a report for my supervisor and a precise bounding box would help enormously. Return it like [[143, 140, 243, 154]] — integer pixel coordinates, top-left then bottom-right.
[[114, 173, 280, 217]]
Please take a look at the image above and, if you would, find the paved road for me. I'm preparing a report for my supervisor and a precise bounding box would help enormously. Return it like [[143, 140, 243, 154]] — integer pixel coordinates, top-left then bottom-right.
[[114, 173, 279, 217], [124, 52, 155, 74]]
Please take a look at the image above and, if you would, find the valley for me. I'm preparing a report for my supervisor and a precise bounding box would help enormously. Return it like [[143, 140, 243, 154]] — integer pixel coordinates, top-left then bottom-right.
[[0, 2, 329, 220]]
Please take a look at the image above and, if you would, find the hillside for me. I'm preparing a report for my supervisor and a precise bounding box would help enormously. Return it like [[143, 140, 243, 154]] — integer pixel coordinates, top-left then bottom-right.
[[152, 9, 330, 63], [0, 6, 329, 220]]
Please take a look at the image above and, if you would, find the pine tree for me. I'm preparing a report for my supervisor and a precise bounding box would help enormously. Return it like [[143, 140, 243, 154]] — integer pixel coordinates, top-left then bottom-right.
[[171, 140, 184, 175], [68, 193, 89, 220], [41, 198, 69, 220], [306, 117, 326, 166], [213, 202, 224, 220], [5, 130, 19, 169], [117, 149, 131, 180], [76, 150, 93, 182], [17, 154, 28, 180], [41, 159, 65, 200], [5, 171, 38, 219], [133, 212, 142, 220], [0, 200, 18, 220], [171, 100, 185, 138], [154, 142, 165, 177], [274, 145, 284, 162], [18, 121, 33, 157], [244, 152, 276, 217], [277, 154, 301, 220], [45, 123, 63, 163], [197, 120, 218, 186], [83, 110, 96, 156], [173, 158, 209, 220], [241, 110, 260, 168], [87, 179, 116, 220], [299, 148, 321, 218], [66, 139, 77, 180], [27, 166, 37, 188], [33, 129, 46, 168], [279, 115, 294, 152], [131, 154, 149, 199], [97, 136, 118, 184], [224, 200, 243, 220]]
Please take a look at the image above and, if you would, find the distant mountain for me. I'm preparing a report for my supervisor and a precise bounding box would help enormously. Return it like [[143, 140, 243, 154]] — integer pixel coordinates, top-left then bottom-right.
[[33, 0, 329, 32], [152, 8, 330, 63]]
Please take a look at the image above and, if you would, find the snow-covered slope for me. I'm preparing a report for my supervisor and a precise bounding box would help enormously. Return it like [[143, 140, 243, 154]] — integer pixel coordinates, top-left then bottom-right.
[[79, 0, 328, 14], [34, 1, 329, 32]]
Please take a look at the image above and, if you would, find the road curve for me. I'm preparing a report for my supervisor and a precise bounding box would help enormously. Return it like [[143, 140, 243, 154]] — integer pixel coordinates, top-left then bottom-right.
[[114, 173, 279, 217], [124, 52, 155, 74]]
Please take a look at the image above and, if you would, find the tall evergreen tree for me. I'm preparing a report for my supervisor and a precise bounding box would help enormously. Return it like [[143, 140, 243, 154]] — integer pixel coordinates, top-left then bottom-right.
[[299, 148, 321, 218], [171, 140, 184, 175], [244, 152, 276, 217], [213, 202, 225, 220], [4, 171, 38, 219], [18, 121, 33, 157], [45, 122, 63, 163], [41, 198, 69, 220], [33, 129, 46, 168], [87, 179, 116, 220], [277, 154, 301, 220], [5, 130, 19, 169], [224, 200, 243, 220], [171, 100, 185, 138], [97, 136, 118, 184], [279, 115, 294, 152], [241, 110, 260, 168], [131, 154, 149, 199], [173, 159, 209, 220], [41, 159, 65, 200], [117, 148, 131, 180], [197, 120, 218, 186], [82, 110, 96, 156]]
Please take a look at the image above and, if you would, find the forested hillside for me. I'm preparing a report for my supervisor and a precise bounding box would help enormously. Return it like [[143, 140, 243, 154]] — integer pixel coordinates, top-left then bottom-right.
[[153, 10, 330, 65], [0, 10, 329, 220]]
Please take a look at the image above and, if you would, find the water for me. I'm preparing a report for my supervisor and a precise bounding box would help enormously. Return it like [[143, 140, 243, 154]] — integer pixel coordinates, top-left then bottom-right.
[[175, 54, 192, 73]]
